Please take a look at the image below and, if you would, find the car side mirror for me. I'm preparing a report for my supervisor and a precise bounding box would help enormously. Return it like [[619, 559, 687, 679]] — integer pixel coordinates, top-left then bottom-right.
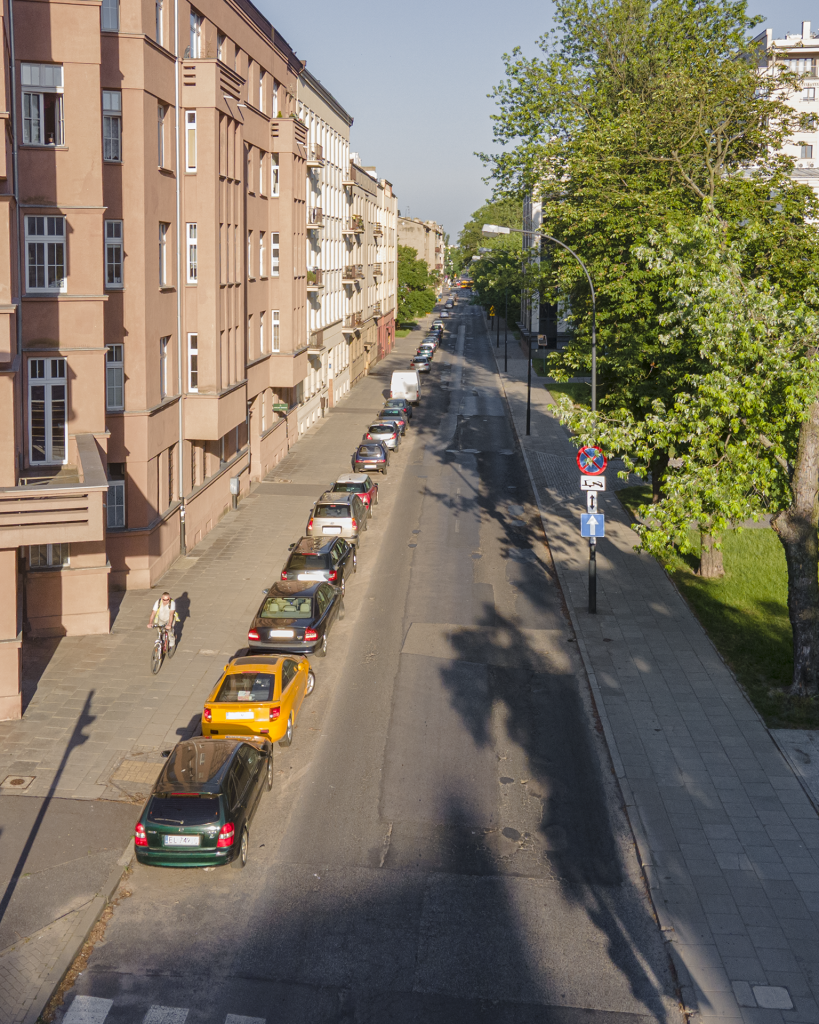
[[262, 588, 269, 594], [288, 543, 295, 550], [223, 664, 229, 672], [161, 749, 171, 758]]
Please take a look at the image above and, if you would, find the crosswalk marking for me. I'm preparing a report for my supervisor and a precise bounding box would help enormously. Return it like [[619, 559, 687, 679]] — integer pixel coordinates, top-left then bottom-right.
[[225, 1016, 265, 1024], [63, 997, 114, 1024], [143, 1008, 189, 1024]]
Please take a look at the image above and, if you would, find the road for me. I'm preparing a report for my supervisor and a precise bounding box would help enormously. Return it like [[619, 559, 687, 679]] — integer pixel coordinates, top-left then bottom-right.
[[55, 304, 681, 1024]]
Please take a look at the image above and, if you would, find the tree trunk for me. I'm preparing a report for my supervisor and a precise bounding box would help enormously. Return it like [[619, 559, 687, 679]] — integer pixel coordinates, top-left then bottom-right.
[[771, 399, 819, 697], [698, 533, 724, 578], [650, 451, 669, 504]]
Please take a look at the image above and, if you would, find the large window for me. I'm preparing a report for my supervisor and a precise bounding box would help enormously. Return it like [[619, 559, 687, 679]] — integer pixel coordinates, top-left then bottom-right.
[[189, 10, 202, 57], [804, 87, 816, 102], [802, 144, 815, 159], [188, 334, 198, 392], [247, 230, 253, 278], [30, 544, 69, 568], [101, 0, 119, 32], [186, 223, 198, 283], [155, 0, 163, 45], [217, 32, 225, 62], [260, 310, 265, 354], [102, 90, 122, 161], [106, 344, 124, 410], [29, 357, 66, 464], [22, 63, 64, 146], [160, 337, 169, 399], [271, 153, 279, 196], [105, 220, 123, 289], [26, 216, 65, 293], [157, 104, 166, 166], [185, 110, 197, 171], [107, 465, 125, 529], [271, 232, 279, 276], [259, 69, 265, 112], [272, 310, 280, 352], [259, 231, 265, 277], [159, 222, 168, 285]]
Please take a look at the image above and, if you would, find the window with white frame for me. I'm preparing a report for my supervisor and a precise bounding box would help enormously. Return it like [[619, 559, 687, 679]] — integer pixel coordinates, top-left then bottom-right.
[[160, 336, 169, 398], [271, 232, 279, 276], [157, 104, 165, 166], [272, 78, 279, 115], [271, 153, 279, 195], [189, 9, 202, 57], [105, 221, 123, 288], [155, 0, 163, 44], [260, 310, 265, 353], [217, 32, 225, 61], [30, 544, 69, 568], [101, 0, 119, 31], [804, 87, 816, 102], [247, 314, 253, 352], [159, 222, 169, 285], [26, 216, 66, 293], [106, 344, 124, 410], [802, 144, 814, 159], [272, 310, 280, 351], [22, 63, 64, 146], [107, 465, 125, 529], [259, 69, 265, 112], [186, 223, 197, 283], [29, 357, 66, 464], [247, 230, 253, 278], [259, 231, 265, 277], [188, 333, 198, 392], [185, 110, 197, 171], [102, 90, 122, 161]]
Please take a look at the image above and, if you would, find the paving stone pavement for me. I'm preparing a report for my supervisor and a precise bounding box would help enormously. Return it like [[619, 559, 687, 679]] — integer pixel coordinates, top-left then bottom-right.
[[487, 319, 819, 1024]]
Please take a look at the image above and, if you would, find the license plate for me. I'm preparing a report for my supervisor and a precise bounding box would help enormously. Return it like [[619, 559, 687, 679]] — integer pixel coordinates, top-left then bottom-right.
[[364, 464, 377, 469], [297, 573, 324, 580], [163, 835, 200, 846], [269, 630, 294, 638], [226, 711, 254, 720], [323, 527, 342, 534]]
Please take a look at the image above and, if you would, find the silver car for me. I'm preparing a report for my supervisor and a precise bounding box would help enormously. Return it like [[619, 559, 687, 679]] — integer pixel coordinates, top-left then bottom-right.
[[364, 422, 401, 450], [306, 492, 369, 546]]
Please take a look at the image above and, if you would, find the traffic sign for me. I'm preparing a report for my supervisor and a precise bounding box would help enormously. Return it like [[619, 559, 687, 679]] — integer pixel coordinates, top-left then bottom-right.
[[586, 492, 599, 514], [576, 446, 607, 475], [272, 403, 289, 412], [489, 306, 496, 317], [581, 513, 605, 538], [580, 475, 606, 491]]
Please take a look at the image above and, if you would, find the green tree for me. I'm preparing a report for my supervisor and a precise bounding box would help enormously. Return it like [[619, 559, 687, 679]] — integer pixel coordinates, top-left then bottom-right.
[[452, 197, 523, 275], [397, 245, 436, 322]]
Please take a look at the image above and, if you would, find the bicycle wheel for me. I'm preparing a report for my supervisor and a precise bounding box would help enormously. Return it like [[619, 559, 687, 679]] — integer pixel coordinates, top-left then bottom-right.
[[150, 642, 162, 675], [167, 631, 177, 658]]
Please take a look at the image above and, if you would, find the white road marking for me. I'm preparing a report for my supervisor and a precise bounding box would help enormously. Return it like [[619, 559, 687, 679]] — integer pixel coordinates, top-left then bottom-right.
[[63, 997, 113, 1024], [225, 1016, 266, 1024], [143, 1007, 189, 1024]]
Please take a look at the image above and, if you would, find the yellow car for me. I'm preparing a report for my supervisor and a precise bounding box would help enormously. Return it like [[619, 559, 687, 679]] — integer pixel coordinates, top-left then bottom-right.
[[201, 654, 314, 747]]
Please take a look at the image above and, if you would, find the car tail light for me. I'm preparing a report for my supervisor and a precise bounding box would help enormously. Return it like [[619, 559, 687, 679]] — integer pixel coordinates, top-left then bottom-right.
[[217, 823, 235, 848], [248, 629, 260, 641], [203, 707, 212, 723], [281, 570, 288, 580], [351, 518, 357, 530], [308, 518, 314, 529], [304, 628, 318, 641], [366, 434, 372, 440], [134, 822, 148, 847], [328, 569, 338, 582], [269, 706, 280, 721]]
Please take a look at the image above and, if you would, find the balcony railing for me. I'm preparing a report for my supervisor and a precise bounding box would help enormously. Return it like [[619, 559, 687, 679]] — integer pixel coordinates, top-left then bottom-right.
[[342, 313, 358, 333], [342, 215, 364, 235], [306, 268, 324, 290], [308, 329, 325, 351], [306, 143, 324, 168], [342, 264, 364, 282], [307, 208, 324, 229], [372, 263, 383, 276], [372, 223, 384, 235], [373, 302, 382, 316]]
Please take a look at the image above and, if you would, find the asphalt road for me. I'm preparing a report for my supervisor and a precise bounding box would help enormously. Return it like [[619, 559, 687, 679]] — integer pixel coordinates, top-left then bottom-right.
[[56, 304, 681, 1024]]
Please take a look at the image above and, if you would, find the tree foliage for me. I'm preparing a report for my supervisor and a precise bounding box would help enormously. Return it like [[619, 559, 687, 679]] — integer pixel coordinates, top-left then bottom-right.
[[397, 245, 437, 322]]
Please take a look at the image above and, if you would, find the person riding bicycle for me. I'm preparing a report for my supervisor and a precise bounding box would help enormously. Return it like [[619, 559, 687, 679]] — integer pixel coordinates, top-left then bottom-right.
[[147, 592, 178, 648]]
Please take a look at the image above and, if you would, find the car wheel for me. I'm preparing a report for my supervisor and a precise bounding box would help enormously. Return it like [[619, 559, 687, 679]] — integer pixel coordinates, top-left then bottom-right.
[[305, 670, 316, 697], [338, 599, 346, 621], [374, 490, 379, 506], [315, 633, 328, 658], [279, 714, 294, 747], [231, 826, 248, 869], [266, 756, 274, 791], [352, 553, 357, 573], [382, 465, 388, 475], [340, 576, 346, 595]]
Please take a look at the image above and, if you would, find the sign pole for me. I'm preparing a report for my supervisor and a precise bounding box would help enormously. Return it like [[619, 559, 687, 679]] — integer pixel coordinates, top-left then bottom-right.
[[589, 538, 597, 613]]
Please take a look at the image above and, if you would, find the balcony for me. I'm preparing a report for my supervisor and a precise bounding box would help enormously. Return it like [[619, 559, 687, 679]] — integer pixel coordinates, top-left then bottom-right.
[[373, 302, 383, 316], [342, 314, 357, 336], [372, 223, 384, 236], [308, 329, 325, 352], [342, 215, 364, 235], [306, 143, 324, 168], [307, 208, 324, 231], [372, 263, 383, 276], [342, 264, 364, 283], [306, 267, 324, 291]]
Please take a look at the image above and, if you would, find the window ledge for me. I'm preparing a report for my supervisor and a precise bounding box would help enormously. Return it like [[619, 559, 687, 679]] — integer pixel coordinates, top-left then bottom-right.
[[20, 144, 68, 151], [158, 166, 175, 177], [159, 286, 175, 293]]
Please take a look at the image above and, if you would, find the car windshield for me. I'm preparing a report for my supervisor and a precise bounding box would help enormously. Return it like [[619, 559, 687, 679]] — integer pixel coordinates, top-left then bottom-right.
[[216, 671, 275, 702], [314, 504, 350, 517], [288, 553, 328, 570], [333, 482, 364, 493], [148, 795, 220, 826], [260, 596, 314, 618]]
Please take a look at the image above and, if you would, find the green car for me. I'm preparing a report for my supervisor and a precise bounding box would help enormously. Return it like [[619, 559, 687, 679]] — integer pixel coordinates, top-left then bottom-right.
[[134, 736, 273, 869]]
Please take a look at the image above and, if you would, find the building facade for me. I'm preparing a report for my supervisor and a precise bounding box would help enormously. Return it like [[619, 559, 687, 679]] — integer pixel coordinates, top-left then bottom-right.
[[397, 216, 444, 294]]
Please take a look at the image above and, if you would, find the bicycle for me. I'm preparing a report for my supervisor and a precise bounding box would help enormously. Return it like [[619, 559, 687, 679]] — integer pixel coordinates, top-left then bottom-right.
[[150, 623, 176, 674]]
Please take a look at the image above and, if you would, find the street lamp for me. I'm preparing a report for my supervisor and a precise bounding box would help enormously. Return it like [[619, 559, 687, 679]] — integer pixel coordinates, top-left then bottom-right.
[[471, 252, 511, 374]]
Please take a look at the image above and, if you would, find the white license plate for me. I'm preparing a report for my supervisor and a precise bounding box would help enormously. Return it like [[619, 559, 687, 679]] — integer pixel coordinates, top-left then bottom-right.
[[322, 527, 342, 534], [163, 835, 200, 846], [226, 710, 254, 720], [269, 630, 294, 638], [364, 464, 377, 469], [297, 573, 324, 580]]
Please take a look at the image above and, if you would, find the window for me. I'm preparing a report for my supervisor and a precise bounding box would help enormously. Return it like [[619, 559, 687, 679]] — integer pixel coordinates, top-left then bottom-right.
[[217, 32, 225, 61], [160, 337, 169, 399], [155, 0, 163, 45], [247, 230, 253, 278], [159, 222, 169, 285], [272, 310, 280, 352], [101, 0, 119, 31], [259, 153, 266, 196], [259, 69, 265, 112], [157, 104, 165, 166], [168, 444, 175, 507], [804, 87, 816, 102], [189, 9, 202, 58], [260, 310, 265, 353], [271, 232, 279, 275], [26, 216, 65, 293], [802, 144, 815, 158], [185, 110, 196, 171], [105, 220, 123, 288], [259, 231, 265, 277], [271, 153, 279, 195], [22, 63, 64, 146], [247, 313, 253, 351], [188, 334, 198, 392], [30, 544, 69, 568], [106, 344, 124, 410], [107, 464, 125, 529], [29, 357, 66, 464], [186, 223, 198, 283], [102, 91, 122, 161]]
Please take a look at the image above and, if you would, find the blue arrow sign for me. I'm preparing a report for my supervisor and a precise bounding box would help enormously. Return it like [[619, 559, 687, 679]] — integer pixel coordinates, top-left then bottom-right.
[[581, 513, 605, 538]]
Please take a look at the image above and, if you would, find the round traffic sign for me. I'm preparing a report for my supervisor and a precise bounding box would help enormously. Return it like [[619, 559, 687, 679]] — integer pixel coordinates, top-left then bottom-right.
[[576, 445, 607, 475]]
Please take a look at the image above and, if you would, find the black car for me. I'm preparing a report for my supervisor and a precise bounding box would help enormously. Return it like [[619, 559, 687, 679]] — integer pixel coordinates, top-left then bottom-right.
[[353, 441, 389, 474], [384, 397, 412, 420], [281, 536, 356, 594], [134, 737, 272, 870], [248, 580, 344, 658]]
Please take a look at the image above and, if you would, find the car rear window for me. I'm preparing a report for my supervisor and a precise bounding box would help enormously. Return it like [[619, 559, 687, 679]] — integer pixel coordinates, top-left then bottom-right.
[[148, 795, 220, 826], [358, 446, 383, 456], [163, 739, 233, 784], [385, 401, 406, 408], [333, 482, 364, 493], [369, 424, 392, 432], [288, 552, 328, 570], [260, 596, 313, 618], [314, 504, 350, 517], [216, 672, 275, 702]]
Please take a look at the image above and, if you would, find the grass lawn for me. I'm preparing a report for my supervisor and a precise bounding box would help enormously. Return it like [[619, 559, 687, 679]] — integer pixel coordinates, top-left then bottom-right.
[[542, 380, 592, 407], [616, 485, 817, 729], [396, 328, 412, 338]]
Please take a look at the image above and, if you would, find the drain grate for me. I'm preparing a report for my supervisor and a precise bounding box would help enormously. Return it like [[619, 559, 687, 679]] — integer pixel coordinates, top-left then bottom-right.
[[1, 775, 34, 790]]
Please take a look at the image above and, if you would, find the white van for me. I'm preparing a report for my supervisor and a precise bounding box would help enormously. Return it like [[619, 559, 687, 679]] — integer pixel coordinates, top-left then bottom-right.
[[390, 370, 421, 405]]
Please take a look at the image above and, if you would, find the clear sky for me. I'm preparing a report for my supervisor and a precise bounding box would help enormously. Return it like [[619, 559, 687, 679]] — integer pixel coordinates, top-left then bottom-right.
[[257, 0, 813, 243]]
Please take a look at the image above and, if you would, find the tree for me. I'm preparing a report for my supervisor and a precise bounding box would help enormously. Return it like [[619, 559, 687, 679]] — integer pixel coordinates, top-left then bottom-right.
[[397, 245, 437, 322]]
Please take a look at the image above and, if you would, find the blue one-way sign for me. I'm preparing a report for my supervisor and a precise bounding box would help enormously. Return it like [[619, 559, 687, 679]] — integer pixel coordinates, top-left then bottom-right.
[[581, 513, 605, 538]]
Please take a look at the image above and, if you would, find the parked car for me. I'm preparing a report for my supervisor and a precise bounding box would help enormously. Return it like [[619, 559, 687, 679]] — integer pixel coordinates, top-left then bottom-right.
[[201, 654, 314, 747], [417, 344, 436, 361], [376, 408, 408, 434], [431, 320, 444, 330], [331, 472, 379, 510], [410, 355, 431, 373], [307, 491, 369, 544], [247, 580, 344, 659], [390, 370, 421, 404], [133, 736, 273, 870], [281, 536, 356, 593], [383, 397, 412, 421], [353, 442, 389, 474], [364, 422, 401, 450]]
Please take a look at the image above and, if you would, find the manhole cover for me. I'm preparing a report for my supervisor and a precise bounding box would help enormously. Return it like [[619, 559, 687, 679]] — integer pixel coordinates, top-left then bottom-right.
[[1, 776, 34, 790]]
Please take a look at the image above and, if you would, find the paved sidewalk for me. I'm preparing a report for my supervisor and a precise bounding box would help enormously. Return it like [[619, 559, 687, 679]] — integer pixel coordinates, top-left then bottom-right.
[[483, 312, 819, 1024], [0, 327, 427, 1024]]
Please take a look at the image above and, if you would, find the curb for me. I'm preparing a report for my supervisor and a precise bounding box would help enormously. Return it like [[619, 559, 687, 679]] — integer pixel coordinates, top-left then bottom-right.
[[21, 843, 134, 1024]]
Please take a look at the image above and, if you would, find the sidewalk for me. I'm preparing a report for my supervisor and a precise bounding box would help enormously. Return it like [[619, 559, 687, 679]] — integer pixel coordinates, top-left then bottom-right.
[[490, 321, 819, 1024], [0, 328, 426, 1024]]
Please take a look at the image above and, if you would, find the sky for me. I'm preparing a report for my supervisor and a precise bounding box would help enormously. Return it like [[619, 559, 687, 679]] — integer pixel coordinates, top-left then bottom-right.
[[258, 0, 813, 244]]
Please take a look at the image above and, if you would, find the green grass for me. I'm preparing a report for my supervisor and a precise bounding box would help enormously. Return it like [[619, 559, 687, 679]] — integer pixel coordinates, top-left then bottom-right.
[[616, 485, 817, 729], [542, 380, 592, 407], [396, 328, 412, 338]]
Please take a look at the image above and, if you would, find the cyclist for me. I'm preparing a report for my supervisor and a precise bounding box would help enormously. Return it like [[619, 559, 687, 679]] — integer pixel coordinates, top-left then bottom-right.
[[147, 592, 178, 649]]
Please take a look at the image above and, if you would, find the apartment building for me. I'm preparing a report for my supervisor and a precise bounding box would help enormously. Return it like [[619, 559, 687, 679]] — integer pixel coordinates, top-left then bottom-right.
[[397, 215, 444, 293], [520, 194, 569, 349]]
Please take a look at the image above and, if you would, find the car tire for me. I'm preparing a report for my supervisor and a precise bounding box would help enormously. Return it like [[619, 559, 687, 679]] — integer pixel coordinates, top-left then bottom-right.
[[352, 552, 357, 573], [382, 465, 388, 475], [338, 599, 346, 621], [305, 670, 316, 697], [315, 634, 328, 658], [279, 714, 294, 747], [340, 576, 346, 595], [374, 490, 379, 506], [231, 826, 249, 869], [266, 756, 274, 791]]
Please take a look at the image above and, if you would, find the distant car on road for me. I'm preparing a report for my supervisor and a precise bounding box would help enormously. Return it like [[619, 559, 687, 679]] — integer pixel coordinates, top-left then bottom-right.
[[383, 397, 412, 420], [353, 442, 389, 475], [364, 422, 401, 450], [281, 536, 356, 593], [307, 492, 369, 545], [411, 355, 431, 373], [330, 472, 379, 510], [247, 580, 344, 659], [376, 409, 408, 434]]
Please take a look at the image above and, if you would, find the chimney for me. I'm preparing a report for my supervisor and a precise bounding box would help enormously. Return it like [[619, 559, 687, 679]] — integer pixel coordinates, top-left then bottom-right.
[[803, 20, 811, 39]]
